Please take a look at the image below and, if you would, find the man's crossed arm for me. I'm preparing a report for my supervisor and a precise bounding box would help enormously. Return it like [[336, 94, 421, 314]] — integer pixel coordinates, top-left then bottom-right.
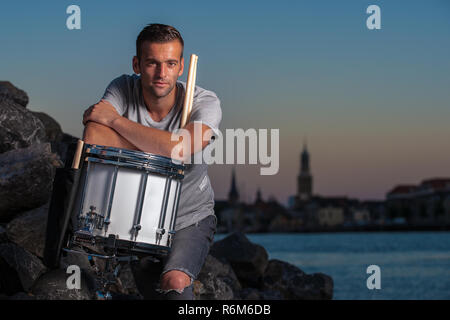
[[82, 99, 214, 161]]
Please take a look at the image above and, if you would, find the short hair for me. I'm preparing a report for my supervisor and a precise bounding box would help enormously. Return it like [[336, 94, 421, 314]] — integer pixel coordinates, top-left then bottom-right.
[[136, 24, 184, 59]]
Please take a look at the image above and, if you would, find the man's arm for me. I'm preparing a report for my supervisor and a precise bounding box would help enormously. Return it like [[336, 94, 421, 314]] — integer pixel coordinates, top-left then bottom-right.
[[83, 121, 138, 150], [83, 99, 214, 160]]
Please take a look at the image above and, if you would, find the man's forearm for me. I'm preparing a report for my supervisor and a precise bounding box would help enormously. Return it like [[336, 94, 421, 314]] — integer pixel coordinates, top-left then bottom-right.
[[110, 116, 179, 157]]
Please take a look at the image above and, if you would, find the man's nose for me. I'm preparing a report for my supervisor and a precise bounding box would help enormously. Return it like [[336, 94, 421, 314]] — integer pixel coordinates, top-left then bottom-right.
[[156, 64, 167, 78]]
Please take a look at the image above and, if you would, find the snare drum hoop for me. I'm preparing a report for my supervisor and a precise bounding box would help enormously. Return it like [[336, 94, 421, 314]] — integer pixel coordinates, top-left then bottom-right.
[[83, 143, 185, 179]]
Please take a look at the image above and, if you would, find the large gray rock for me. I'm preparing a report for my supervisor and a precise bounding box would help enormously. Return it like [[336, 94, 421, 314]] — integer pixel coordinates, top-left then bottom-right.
[[0, 98, 46, 154], [6, 202, 49, 258], [31, 269, 96, 300], [262, 259, 333, 300], [30, 111, 64, 145], [210, 232, 268, 288], [194, 254, 241, 300], [0, 81, 29, 107], [0, 143, 59, 221], [0, 242, 47, 292]]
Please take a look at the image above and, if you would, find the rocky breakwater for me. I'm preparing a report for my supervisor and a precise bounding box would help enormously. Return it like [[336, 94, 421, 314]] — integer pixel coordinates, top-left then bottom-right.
[[0, 81, 79, 299], [192, 232, 333, 300], [0, 81, 333, 300]]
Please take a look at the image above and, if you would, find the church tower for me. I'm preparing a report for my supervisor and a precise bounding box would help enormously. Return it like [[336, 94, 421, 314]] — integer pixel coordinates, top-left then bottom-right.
[[297, 140, 313, 201], [228, 167, 239, 206]]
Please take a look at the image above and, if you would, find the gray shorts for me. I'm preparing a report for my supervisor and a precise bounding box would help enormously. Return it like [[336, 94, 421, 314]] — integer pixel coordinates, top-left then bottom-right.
[[160, 214, 217, 282]]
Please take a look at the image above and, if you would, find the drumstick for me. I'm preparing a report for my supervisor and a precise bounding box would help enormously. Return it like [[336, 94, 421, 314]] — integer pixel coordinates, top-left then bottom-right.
[[180, 54, 198, 128], [71, 139, 84, 169], [187, 55, 198, 122]]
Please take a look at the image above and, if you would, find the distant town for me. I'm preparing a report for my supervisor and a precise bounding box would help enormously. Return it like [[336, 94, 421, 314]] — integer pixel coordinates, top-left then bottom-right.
[[214, 143, 450, 233]]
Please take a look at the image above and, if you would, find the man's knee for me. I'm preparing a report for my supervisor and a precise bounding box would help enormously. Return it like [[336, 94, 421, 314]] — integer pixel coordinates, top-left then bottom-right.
[[160, 270, 192, 291]]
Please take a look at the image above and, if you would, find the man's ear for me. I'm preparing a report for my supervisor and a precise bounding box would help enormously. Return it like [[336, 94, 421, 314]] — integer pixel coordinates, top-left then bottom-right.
[[178, 57, 184, 77], [132, 56, 141, 75]]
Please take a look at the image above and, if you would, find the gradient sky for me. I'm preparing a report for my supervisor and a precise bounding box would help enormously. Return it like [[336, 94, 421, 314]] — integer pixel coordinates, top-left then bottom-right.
[[1, 0, 449, 206]]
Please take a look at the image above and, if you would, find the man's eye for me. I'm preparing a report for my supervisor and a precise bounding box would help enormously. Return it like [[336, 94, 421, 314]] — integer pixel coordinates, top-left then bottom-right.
[[168, 62, 177, 67]]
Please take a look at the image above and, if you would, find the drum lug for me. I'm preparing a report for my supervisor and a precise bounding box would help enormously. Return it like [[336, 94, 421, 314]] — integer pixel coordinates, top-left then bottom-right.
[[156, 228, 165, 235], [168, 231, 175, 247], [132, 224, 141, 240], [103, 218, 111, 235]]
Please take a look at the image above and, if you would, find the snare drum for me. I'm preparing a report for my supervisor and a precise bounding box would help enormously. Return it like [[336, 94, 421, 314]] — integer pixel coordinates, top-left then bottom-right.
[[70, 144, 184, 256]]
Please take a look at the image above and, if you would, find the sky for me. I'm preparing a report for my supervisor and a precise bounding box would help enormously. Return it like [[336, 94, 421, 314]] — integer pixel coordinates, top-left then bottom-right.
[[1, 0, 449, 206]]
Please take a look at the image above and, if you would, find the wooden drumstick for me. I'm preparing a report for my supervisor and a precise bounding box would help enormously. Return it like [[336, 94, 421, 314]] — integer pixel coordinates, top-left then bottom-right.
[[71, 139, 84, 169], [180, 54, 198, 128], [187, 55, 198, 122]]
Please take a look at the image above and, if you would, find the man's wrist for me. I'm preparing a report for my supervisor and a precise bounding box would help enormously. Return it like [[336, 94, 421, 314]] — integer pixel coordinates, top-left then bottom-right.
[[110, 115, 123, 129]]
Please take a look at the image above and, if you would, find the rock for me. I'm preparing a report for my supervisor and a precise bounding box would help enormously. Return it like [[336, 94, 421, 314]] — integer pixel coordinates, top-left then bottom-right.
[[210, 232, 268, 288], [239, 288, 261, 300], [193, 278, 235, 300], [194, 254, 241, 300], [30, 111, 64, 145], [115, 263, 142, 298], [0, 242, 47, 292], [30, 268, 96, 300], [5, 292, 36, 300], [6, 202, 50, 258], [239, 287, 283, 300], [0, 81, 29, 107], [0, 255, 23, 295], [59, 248, 94, 272], [262, 259, 333, 300], [0, 98, 46, 154], [130, 256, 164, 299], [0, 226, 8, 243], [0, 143, 58, 221]]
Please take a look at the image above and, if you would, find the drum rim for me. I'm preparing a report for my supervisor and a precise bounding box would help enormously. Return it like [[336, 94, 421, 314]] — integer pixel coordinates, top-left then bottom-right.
[[84, 143, 184, 168], [85, 156, 184, 179]]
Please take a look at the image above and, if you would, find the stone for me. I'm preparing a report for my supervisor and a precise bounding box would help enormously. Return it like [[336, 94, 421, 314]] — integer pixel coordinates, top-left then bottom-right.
[[30, 111, 64, 145], [0, 143, 57, 221], [0, 225, 8, 243], [0, 255, 23, 295], [194, 254, 241, 300], [0, 81, 29, 107], [0, 98, 46, 154], [210, 232, 268, 288], [130, 255, 164, 299], [6, 202, 49, 258], [262, 259, 333, 300], [0, 242, 47, 292], [31, 268, 96, 300]]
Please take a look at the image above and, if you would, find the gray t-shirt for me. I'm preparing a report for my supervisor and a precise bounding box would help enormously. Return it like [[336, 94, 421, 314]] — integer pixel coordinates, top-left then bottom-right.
[[101, 74, 222, 231]]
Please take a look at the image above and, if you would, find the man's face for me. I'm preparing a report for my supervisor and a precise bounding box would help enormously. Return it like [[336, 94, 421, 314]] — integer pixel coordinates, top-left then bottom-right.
[[133, 40, 184, 99]]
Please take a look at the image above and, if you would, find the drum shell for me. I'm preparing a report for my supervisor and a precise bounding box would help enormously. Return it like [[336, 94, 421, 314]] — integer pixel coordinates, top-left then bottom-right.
[[71, 146, 183, 253]]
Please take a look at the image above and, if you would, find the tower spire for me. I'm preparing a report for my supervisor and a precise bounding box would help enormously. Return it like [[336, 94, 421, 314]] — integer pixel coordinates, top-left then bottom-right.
[[228, 166, 239, 205]]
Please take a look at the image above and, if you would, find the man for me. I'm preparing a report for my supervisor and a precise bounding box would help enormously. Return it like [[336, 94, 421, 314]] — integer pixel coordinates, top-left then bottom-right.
[[82, 24, 222, 300]]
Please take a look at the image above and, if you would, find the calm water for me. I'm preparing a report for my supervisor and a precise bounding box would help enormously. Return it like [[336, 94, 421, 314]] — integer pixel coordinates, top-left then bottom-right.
[[214, 232, 450, 300]]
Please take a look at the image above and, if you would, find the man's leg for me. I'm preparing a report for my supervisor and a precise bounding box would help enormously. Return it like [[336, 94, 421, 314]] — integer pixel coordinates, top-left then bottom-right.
[[157, 215, 217, 300], [83, 121, 138, 150]]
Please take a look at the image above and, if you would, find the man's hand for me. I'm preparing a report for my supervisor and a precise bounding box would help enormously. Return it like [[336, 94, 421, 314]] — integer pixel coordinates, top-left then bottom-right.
[[83, 99, 121, 127]]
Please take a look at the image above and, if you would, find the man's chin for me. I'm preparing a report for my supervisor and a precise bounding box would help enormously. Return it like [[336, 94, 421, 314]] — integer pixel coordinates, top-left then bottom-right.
[[148, 86, 173, 98]]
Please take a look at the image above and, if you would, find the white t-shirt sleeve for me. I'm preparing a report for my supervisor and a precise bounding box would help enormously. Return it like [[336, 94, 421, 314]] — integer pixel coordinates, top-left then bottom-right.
[[188, 86, 222, 140], [101, 75, 128, 116]]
